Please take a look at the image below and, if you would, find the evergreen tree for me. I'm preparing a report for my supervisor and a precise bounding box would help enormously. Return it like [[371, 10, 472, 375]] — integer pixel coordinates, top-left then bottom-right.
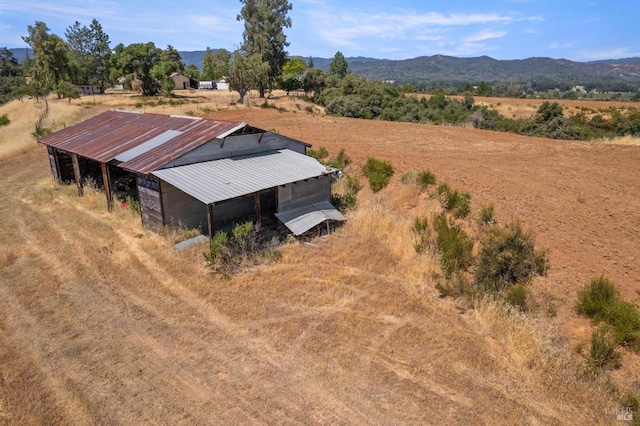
[[22, 21, 70, 91], [328, 51, 348, 78], [237, 0, 292, 97], [202, 47, 230, 80]]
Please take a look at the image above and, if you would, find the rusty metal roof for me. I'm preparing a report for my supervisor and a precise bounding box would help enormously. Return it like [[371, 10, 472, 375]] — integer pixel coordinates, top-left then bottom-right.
[[38, 110, 245, 174]]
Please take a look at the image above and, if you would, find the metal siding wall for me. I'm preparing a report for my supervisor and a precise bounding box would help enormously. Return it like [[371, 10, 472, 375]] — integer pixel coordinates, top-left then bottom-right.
[[212, 195, 255, 225], [138, 177, 163, 230], [159, 132, 308, 169], [260, 132, 307, 154], [161, 181, 208, 231], [277, 176, 331, 212]]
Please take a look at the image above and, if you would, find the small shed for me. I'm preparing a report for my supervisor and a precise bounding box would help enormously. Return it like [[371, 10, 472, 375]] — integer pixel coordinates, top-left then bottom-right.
[[170, 73, 190, 90], [216, 79, 230, 90], [38, 110, 345, 237]]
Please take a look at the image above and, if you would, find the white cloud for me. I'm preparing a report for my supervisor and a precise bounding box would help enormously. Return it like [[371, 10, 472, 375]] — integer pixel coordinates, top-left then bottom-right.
[[462, 29, 507, 43], [549, 42, 573, 49]]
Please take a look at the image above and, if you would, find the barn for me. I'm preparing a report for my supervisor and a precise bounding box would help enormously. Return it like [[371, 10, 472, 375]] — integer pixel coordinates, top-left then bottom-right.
[[38, 110, 345, 237]]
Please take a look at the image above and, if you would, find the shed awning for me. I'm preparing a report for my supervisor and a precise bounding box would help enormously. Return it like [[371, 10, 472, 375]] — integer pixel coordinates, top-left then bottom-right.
[[274, 201, 346, 236]]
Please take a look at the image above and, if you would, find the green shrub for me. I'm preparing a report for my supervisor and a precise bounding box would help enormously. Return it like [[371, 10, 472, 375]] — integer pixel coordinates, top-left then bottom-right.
[[577, 276, 640, 350], [479, 203, 495, 225], [416, 170, 436, 190], [331, 193, 357, 212], [203, 222, 281, 273], [400, 171, 415, 184], [433, 215, 474, 278], [204, 231, 230, 263], [589, 324, 622, 370], [436, 184, 471, 218], [0, 114, 9, 126], [343, 174, 362, 194], [620, 394, 639, 424], [576, 275, 619, 319], [362, 157, 394, 192], [331, 172, 361, 213], [328, 149, 351, 169], [474, 221, 548, 292], [125, 195, 140, 214], [32, 126, 51, 138], [307, 146, 329, 162], [504, 283, 527, 311]]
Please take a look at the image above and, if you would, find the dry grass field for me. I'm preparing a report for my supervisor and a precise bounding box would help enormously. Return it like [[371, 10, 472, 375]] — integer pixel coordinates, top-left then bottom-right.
[[1, 90, 639, 424]]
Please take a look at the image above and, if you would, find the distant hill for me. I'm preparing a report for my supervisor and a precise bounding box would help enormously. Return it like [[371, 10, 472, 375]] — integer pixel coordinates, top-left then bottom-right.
[[9, 47, 32, 62], [178, 50, 640, 91], [9, 47, 640, 91], [342, 55, 640, 90]]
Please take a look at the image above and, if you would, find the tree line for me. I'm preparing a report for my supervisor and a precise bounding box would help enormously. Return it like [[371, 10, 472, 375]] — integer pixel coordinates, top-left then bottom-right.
[[0, 0, 296, 103]]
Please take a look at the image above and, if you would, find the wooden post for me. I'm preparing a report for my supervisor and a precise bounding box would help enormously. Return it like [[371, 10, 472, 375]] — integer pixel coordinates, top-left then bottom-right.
[[207, 203, 214, 240], [71, 153, 83, 196], [101, 162, 114, 211], [254, 192, 261, 229]]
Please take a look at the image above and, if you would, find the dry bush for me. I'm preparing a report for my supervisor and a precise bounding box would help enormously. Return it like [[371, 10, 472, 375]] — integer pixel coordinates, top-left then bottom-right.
[[605, 135, 640, 146]]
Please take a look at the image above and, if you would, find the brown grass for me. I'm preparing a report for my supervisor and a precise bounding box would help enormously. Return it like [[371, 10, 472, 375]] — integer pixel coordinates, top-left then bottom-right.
[[0, 94, 635, 424]]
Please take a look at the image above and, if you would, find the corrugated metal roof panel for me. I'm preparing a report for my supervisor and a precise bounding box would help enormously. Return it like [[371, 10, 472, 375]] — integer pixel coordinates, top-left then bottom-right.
[[274, 201, 346, 235], [151, 149, 331, 204], [38, 110, 245, 173], [115, 130, 183, 162]]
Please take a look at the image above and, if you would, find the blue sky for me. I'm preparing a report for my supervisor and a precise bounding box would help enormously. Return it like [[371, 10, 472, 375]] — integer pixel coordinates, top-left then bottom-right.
[[1, 0, 638, 61]]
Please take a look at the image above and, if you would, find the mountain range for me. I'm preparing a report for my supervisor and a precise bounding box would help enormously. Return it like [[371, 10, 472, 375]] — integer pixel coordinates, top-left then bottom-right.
[[181, 50, 640, 91], [10, 47, 640, 91]]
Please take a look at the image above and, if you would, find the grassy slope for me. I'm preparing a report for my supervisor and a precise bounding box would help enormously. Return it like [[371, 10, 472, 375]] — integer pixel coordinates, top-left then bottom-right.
[[0, 92, 631, 424]]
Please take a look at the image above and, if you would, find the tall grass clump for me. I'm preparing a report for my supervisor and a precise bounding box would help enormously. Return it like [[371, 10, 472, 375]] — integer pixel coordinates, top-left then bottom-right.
[[331, 173, 362, 212], [589, 324, 622, 370], [433, 214, 473, 278], [411, 216, 430, 254], [479, 203, 495, 225], [416, 169, 436, 191], [327, 149, 351, 169], [307, 146, 329, 162], [576, 276, 640, 351], [400, 171, 415, 184], [362, 157, 394, 192], [435, 183, 471, 218], [0, 114, 9, 126]]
